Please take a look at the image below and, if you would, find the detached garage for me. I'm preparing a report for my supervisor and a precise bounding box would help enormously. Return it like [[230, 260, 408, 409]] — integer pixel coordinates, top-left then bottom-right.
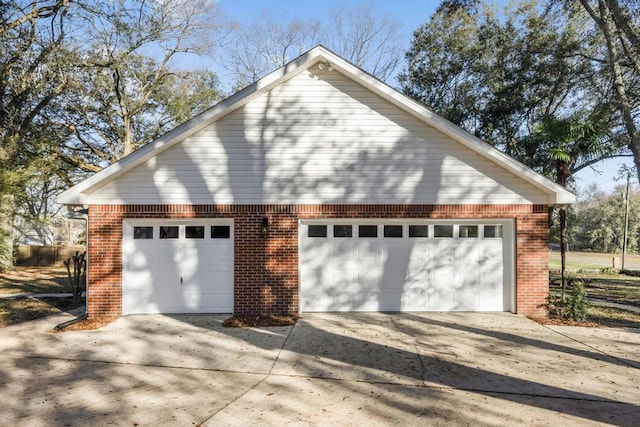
[[57, 46, 575, 319]]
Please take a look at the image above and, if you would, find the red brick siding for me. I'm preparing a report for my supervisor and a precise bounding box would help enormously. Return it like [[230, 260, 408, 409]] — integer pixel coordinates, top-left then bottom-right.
[[87, 204, 549, 318]]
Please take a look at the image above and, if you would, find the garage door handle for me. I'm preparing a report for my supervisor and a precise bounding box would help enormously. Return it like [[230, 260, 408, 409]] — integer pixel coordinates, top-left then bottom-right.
[[180, 276, 183, 286]]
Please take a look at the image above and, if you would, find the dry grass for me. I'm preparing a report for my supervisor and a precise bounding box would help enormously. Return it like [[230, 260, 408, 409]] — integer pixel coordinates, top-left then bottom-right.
[[550, 273, 640, 308], [0, 297, 84, 327], [223, 314, 299, 327], [536, 270, 640, 329], [0, 266, 70, 295], [585, 306, 640, 329], [549, 250, 640, 270]]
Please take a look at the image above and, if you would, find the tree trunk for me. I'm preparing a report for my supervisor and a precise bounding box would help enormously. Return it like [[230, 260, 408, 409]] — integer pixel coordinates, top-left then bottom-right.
[[557, 160, 570, 299], [559, 206, 567, 300], [123, 114, 133, 157], [581, 0, 640, 185], [605, 0, 640, 62]]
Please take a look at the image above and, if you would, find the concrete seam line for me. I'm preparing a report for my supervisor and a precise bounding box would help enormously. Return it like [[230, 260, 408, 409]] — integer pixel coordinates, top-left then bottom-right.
[[268, 320, 296, 374], [539, 324, 640, 369], [390, 315, 429, 381], [198, 323, 296, 425], [198, 374, 269, 425], [16, 354, 270, 376]]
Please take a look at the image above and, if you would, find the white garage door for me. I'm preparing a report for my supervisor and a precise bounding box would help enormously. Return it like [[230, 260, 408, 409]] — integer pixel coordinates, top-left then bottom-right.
[[122, 220, 233, 314], [299, 220, 514, 312]]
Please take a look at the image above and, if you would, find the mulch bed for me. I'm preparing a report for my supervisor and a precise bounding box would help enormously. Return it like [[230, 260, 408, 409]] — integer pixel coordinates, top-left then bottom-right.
[[222, 314, 299, 327], [528, 316, 602, 327], [55, 316, 117, 332]]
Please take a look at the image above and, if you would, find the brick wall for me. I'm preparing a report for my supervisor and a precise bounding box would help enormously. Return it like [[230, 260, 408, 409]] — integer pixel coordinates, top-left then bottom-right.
[[87, 204, 549, 318]]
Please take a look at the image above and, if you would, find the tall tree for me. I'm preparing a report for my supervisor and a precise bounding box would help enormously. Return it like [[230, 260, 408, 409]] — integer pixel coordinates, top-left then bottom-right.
[[572, 0, 640, 184], [399, 1, 485, 131], [0, 0, 74, 268], [520, 113, 613, 296], [572, 183, 640, 254], [0, 0, 73, 194], [222, 3, 402, 89], [2, 1, 225, 248], [325, 2, 402, 81], [223, 14, 322, 90], [400, 0, 601, 158], [56, 0, 223, 176]]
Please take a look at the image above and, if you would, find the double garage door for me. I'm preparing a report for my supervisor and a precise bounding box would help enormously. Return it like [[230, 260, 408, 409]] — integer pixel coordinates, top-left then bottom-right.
[[122, 220, 233, 315], [299, 220, 514, 312], [121, 218, 512, 314]]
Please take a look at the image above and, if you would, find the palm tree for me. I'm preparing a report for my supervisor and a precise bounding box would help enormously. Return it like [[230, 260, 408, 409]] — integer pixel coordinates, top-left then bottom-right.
[[519, 113, 619, 299]]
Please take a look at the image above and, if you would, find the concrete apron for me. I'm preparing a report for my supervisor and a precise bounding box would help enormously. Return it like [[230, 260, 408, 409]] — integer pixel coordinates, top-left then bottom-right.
[[0, 312, 638, 426]]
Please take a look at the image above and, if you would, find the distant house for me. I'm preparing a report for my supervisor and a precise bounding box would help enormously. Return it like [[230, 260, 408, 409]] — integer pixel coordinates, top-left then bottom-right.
[[58, 46, 575, 319], [14, 219, 53, 246]]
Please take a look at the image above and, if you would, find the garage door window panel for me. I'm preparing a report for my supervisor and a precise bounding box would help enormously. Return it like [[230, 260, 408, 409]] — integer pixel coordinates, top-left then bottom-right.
[[384, 225, 402, 238], [459, 225, 478, 238], [160, 226, 179, 239], [211, 226, 230, 239], [358, 225, 378, 238], [133, 226, 153, 239], [333, 225, 352, 238], [409, 225, 429, 238], [434, 225, 453, 238], [484, 225, 503, 238], [185, 226, 205, 239], [308, 225, 327, 238]]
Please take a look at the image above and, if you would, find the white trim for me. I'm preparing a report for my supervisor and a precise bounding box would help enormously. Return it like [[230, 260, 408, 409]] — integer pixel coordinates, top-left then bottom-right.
[[58, 45, 575, 206]]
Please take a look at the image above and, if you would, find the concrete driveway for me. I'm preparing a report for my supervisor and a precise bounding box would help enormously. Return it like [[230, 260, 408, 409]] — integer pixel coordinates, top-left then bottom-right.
[[0, 312, 638, 426]]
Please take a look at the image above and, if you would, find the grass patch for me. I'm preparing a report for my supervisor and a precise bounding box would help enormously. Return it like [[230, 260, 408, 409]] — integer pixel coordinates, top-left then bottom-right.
[[547, 271, 640, 328], [548, 258, 605, 271], [550, 273, 640, 308], [223, 314, 299, 327], [0, 297, 84, 327], [586, 306, 640, 329], [0, 266, 70, 295]]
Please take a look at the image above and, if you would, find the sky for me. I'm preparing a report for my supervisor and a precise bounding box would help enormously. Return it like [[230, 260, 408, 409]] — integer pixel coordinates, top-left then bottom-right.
[[215, 0, 636, 195]]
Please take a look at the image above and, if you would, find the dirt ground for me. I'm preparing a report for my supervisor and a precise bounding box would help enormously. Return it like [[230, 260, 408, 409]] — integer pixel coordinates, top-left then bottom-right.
[[0, 266, 83, 327], [0, 266, 70, 295]]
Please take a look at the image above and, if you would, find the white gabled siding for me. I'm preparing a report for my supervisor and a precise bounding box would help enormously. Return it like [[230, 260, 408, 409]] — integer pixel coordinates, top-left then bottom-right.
[[88, 68, 548, 205]]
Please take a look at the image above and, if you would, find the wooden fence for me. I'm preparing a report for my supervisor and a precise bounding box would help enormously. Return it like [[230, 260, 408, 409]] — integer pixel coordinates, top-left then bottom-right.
[[16, 245, 86, 266]]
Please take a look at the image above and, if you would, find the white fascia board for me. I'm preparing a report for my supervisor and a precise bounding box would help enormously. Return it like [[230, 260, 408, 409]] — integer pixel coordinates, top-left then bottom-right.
[[323, 50, 576, 205], [57, 48, 329, 205]]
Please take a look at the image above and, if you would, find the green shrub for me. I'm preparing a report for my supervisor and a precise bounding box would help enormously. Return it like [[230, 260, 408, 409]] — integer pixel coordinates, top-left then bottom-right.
[[548, 281, 590, 322]]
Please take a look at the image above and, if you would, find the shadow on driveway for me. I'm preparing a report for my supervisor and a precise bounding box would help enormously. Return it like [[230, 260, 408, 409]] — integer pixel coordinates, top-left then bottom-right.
[[0, 312, 638, 425], [176, 312, 640, 425]]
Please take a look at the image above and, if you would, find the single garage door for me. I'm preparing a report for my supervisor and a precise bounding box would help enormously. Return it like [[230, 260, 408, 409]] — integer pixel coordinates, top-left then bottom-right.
[[122, 219, 233, 314], [299, 220, 513, 312]]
